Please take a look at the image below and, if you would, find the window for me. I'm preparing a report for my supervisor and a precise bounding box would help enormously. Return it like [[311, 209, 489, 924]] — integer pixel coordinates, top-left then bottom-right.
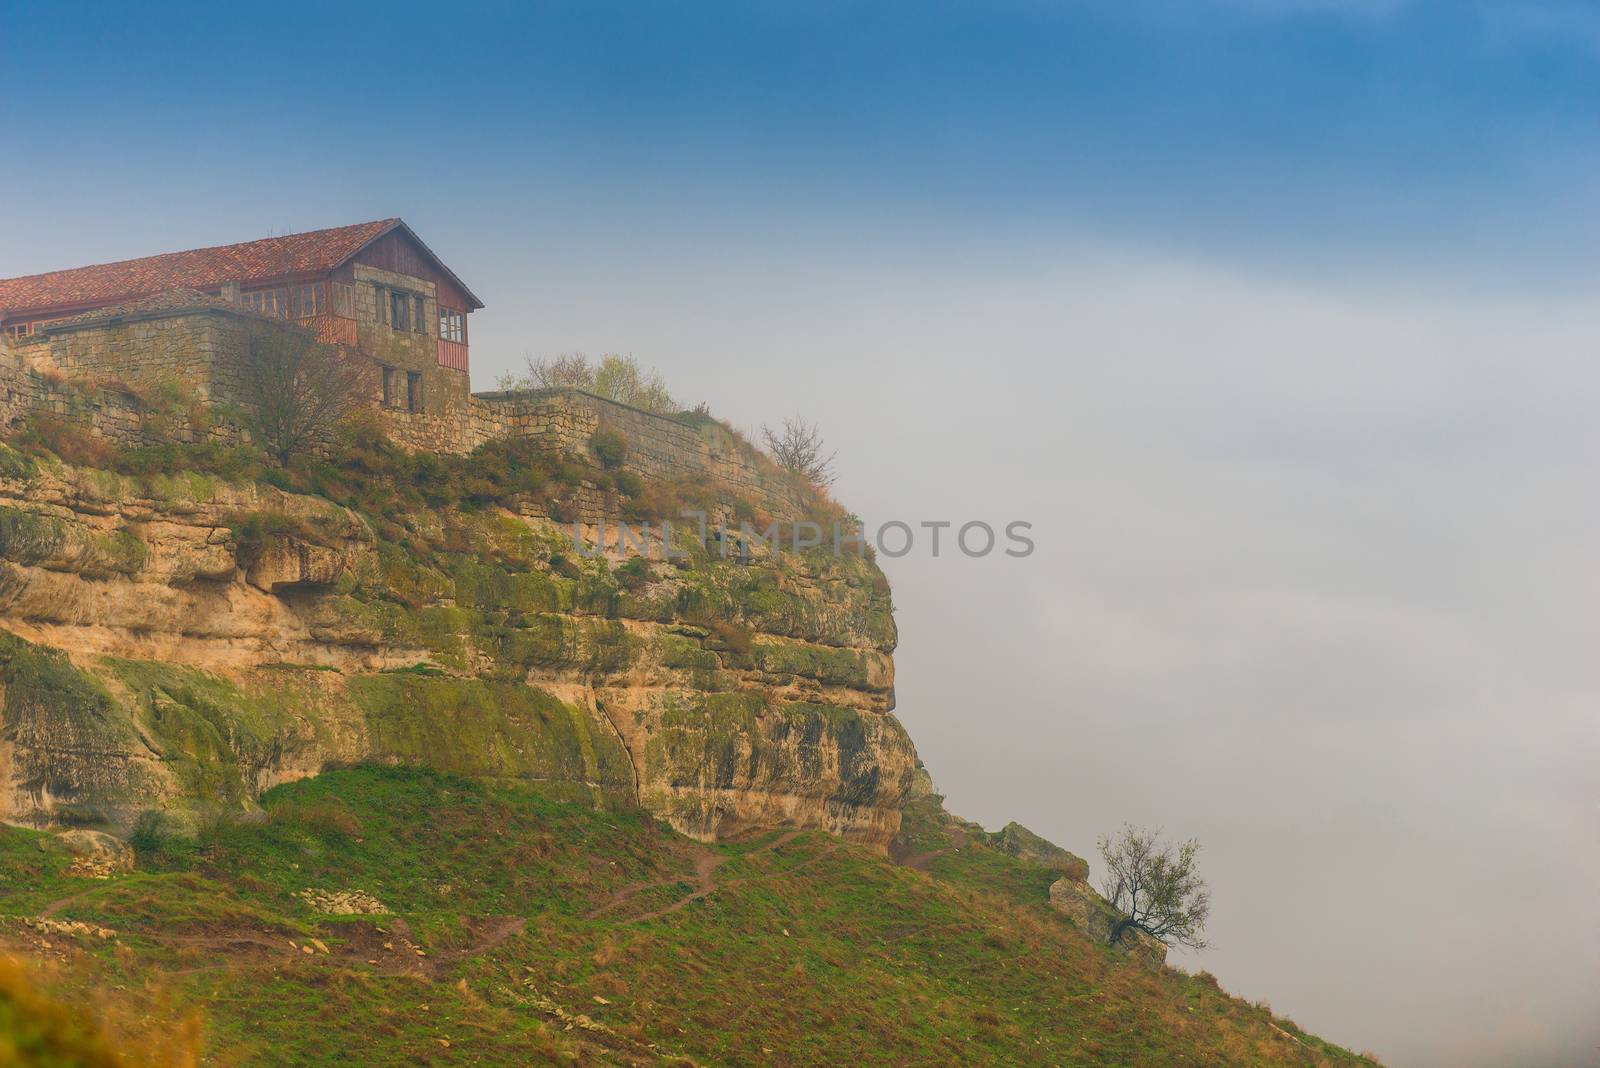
[[240, 284, 325, 319], [438, 308, 465, 343], [4, 322, 34, 340], [413, 295, 427, 334], [289, 284, 324, 318], [240, 287, 285, 317], [406, 371, 422, 412], [389, 289, 411, 331], [381, 366, 396, 408], [331, 282, 354, 318]]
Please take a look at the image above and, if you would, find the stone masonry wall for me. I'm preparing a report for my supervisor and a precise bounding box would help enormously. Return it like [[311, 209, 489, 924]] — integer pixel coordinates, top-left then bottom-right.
[[35, 311, 247, 402], [472, 389, 814, 520], [0, 346, 212, 447], [350, 264, 477, 455], [0, 308, 814, 521]]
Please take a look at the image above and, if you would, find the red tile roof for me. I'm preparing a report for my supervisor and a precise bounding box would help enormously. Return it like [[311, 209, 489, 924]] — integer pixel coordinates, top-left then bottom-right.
[[0, 219, 402, 317], [45, 288, 242, 330]]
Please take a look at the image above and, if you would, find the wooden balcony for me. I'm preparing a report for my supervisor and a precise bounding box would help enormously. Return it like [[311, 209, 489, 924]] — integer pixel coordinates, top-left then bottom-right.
[[299, 314, 358, 347], [437, 337, 469, 371]]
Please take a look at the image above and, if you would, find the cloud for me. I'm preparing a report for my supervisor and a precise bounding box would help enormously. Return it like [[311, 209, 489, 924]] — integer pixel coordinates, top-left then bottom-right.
[[556, 238, 1600, 1068]]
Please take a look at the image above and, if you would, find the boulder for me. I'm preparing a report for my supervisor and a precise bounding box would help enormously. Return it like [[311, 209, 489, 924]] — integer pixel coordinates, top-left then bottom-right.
[[1049, 875, 1167, 967], [54, 829, 135, 878]]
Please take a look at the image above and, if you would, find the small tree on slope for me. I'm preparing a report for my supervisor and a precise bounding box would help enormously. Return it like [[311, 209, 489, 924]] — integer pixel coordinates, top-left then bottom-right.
[[1097, 824, 1211, 950], [761, 415, 836, 487]]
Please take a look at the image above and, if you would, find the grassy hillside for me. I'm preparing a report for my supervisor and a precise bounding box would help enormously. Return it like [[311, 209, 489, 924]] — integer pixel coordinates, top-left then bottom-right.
[[0, 767, 1376, 1067]]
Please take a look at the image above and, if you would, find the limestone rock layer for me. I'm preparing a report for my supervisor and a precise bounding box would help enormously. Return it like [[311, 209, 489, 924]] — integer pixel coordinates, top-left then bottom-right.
[[0, 455, 915, 848]]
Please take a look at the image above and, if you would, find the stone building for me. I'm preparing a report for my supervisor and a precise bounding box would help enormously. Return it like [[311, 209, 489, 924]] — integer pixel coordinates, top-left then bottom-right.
[[0, 219, 811, 519], [0, 219, 481, 436]]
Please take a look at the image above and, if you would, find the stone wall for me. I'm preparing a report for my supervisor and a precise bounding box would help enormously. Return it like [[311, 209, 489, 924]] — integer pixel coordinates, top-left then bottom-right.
[[27, 307, 248, 402], [0, 346, 212, 447], [0, 307, 816, 522], [474, 389, 814, 520]]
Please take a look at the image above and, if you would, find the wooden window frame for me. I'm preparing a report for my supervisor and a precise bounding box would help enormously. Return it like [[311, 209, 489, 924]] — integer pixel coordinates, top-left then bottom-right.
[[438, 308, 465, 343], [389, 289, 411, 332]]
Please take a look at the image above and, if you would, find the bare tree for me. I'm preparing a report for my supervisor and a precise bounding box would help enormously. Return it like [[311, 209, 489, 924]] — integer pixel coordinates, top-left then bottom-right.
[[239, 320, 371, 466], [1097, 825, 1210, 950], [761, 415, 836, 487], [500, 352, 678, 413], [505, 352, 593, 391]]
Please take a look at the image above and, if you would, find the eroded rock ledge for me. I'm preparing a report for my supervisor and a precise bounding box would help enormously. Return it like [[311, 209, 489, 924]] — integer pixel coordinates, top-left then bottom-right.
[[0, 456, 915, 848]]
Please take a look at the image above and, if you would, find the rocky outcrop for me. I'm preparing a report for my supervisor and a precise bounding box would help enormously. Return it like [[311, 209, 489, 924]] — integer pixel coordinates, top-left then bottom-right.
[[0, 449, 914, 848], [987, 821, 1091, 879], [53, 828, 135, 877], [1048, 875, 1168, 966]]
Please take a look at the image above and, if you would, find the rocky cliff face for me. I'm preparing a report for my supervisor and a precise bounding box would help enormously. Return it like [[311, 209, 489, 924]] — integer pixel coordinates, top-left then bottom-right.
[[0, 447, 915, 847]]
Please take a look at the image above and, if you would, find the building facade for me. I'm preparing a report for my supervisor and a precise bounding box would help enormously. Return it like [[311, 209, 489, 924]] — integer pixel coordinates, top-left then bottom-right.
[[0, 220, 811, 520], [0, 219, 482, 428]]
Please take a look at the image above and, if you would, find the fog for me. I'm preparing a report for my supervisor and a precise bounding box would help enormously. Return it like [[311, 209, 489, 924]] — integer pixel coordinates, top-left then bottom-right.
[[5, 1, 1596, 1060], [474, 241, 1600, 1067]]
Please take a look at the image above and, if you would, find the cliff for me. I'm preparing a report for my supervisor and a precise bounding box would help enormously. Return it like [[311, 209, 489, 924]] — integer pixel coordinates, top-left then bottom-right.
[[0, 414, 1385, 1067], [0, 432, 914, 848]]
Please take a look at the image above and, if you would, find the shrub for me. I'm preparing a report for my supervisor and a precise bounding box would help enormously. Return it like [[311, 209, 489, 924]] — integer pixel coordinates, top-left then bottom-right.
[[707, 619, 755, 658], [505, 353, 679, 413], [128, 811, 166, 856], [671, 402, 716, 427], [0, 443, 35, 480], [613, 469, 643, 497], [267, 798, 360, 837], [589, 428, 628, 469], [616, 555, 652, 592], [0, 954, 203, 1067], [15, 415, 118, 469], [128, 811, 193, 865], [225, 510, 322, 556]]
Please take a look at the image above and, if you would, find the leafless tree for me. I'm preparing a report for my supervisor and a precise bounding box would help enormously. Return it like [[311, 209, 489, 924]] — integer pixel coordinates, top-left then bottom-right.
[[239, 320, 372, 466], [499, 352, 678, 413], [1097, 825, 1211, 950], [505, 352, 592, 391], [761, 415, 836, 487]]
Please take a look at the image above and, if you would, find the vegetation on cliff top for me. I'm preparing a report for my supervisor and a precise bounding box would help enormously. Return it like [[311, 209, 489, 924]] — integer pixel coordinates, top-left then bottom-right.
[[4, 402, 844, 543], [0, 428, 899, 835], [0, 766, 1377, 1067]]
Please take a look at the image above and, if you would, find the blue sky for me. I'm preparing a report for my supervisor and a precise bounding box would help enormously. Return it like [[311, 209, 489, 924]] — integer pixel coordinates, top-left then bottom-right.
[[4, 4, 1598, 1066], [4, 1, 1597, 292]]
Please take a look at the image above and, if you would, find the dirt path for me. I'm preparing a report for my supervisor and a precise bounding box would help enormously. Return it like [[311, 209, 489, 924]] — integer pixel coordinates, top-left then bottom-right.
[[38, 888, 100, 920], [589, 829, 828, 925], [20, 898, 529, 985], [896, 824, 968, 871], [625, 849, 730, 923]]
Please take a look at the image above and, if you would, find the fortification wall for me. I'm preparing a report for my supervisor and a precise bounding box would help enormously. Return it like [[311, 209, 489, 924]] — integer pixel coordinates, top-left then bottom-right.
[[0, 309, 814, 520], [37, 310, 247, 401], [474, 389, 814, 519], [0, 347, 212, 447]]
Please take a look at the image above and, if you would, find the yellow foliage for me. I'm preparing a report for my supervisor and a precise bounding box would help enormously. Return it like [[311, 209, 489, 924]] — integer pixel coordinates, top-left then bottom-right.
[[0, 953, 202, 1068]]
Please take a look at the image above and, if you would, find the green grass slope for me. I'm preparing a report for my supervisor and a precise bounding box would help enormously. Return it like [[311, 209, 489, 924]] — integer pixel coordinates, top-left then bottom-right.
[[0, 768, 1377, 1067]]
